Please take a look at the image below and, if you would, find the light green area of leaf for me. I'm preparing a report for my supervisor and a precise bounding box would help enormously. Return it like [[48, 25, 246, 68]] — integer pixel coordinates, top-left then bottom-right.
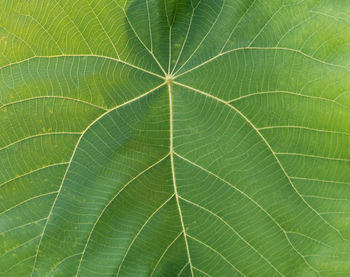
[[1, 0, 350, 276]]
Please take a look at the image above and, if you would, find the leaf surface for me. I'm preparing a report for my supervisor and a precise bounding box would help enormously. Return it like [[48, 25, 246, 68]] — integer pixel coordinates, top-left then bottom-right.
[[1, 0, 350, 276]]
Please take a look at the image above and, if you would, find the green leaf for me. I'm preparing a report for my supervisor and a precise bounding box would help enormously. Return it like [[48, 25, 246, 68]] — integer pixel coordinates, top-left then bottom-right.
[[1, 0, 350, 276]]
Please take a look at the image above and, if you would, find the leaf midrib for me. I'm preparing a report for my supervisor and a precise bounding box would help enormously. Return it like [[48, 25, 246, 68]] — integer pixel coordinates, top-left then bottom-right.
[[168, 81, 195, 277]]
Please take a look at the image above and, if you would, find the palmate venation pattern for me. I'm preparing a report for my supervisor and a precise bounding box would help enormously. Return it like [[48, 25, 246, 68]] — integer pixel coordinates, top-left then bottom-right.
[[1, 0, 350, 276]]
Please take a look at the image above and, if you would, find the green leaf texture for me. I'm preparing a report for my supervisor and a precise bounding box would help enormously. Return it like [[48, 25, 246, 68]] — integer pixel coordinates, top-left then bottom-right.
[[1, 0, 350, 276]]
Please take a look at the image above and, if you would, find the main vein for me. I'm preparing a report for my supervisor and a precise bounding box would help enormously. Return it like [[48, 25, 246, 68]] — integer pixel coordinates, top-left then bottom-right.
[[168, 82, 194, 277]]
